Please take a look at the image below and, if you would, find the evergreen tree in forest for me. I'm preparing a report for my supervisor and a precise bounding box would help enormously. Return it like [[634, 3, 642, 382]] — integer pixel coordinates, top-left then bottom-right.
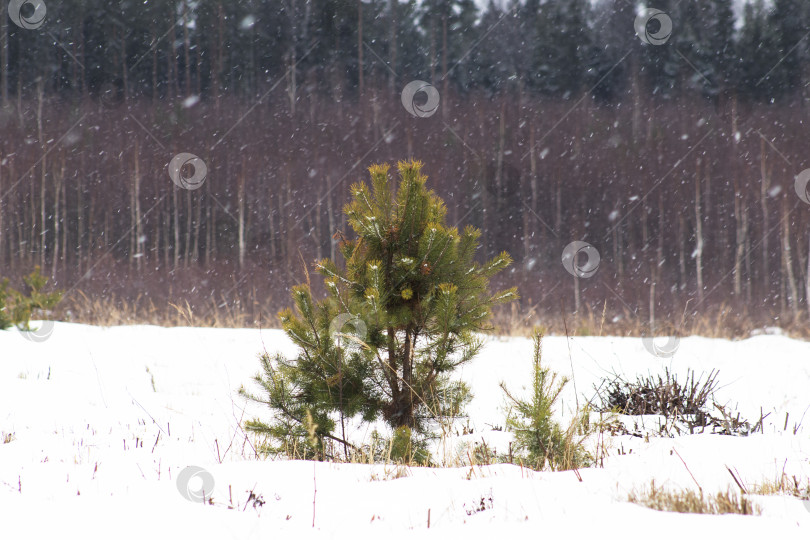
[[770, 0, 805, 94], [531, 0, 593, 97], [737, 0, 782, 101], [240, 160, 518, 459]]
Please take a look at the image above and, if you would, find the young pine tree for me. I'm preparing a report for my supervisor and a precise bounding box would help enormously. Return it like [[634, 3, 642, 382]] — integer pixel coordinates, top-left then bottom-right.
[[241, 160, 517, 459], [501, 331, 590, 471]]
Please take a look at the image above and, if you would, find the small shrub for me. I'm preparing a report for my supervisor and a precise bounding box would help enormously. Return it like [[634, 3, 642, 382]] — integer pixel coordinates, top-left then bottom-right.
[[501, 331, 590, 471], [593, 368, 719, 417], [629, 481, 759, 515]]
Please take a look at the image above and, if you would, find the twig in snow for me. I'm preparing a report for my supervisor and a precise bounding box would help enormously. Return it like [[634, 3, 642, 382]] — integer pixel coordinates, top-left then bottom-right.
[[673, 449, 703, 495]]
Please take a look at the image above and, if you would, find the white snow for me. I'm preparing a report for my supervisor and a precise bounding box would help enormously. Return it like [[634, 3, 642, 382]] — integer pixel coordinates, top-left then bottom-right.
[[1, 322, 809, 539]]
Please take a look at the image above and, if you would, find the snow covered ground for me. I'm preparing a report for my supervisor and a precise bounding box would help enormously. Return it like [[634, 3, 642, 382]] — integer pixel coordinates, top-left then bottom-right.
[[1, 322, 809, 539]]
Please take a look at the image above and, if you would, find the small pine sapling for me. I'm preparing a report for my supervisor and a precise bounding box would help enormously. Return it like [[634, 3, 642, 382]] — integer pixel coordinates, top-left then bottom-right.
[[501, 331, 590, 470], [0, 267, 63, 331], [241, 160, 517, 459]]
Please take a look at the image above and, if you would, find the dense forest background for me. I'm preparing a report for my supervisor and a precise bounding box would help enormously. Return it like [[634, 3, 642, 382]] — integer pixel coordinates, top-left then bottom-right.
[[1, 0, 810, 334]]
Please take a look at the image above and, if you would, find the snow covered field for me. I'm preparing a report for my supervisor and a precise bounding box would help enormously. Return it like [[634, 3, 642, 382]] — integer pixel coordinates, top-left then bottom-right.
[[1, 322, 809, 539]]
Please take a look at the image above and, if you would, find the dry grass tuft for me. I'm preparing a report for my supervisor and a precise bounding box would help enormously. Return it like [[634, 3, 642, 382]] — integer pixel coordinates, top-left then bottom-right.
[[749, 473, 810, 500], [629, 481, 759, 515]]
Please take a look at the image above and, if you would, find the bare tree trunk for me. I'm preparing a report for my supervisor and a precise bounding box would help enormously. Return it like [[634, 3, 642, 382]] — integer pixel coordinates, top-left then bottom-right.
[[1, 12, 7, 106], [286, 49, 297, 117], [60, 165, 67, 271], [182, 0, 191, 96], [184, 190, 192, 266], [238, 157, 246, 270], [76, 162, 84, 274], [192, 182, 202, 263], [173, 186, 180, 270], [37, 79, 46, 269], [121, 33, 128, 102], [694, 158, 704, 304], [781, 198, 799, 321], [327, 174, 335, 261], [151, 24, 158, 100], [214, 3, 224, 111], [51, 159, 64, 277], [163, 203, 171, 268], [441, 16, 448, 120], [205, 180, 213, 266], [388, 0, 397, 93], [169, 21, 179, 99], [806, 234, 810, 322], [429, 19, 436, 82], [0, 157, 4, 265], [649, 263, 656, 328], [631, 54, 641, 143], [760, 139, 771, 294], [733, 184, 748, 297], [133, 142, 143, 271]]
